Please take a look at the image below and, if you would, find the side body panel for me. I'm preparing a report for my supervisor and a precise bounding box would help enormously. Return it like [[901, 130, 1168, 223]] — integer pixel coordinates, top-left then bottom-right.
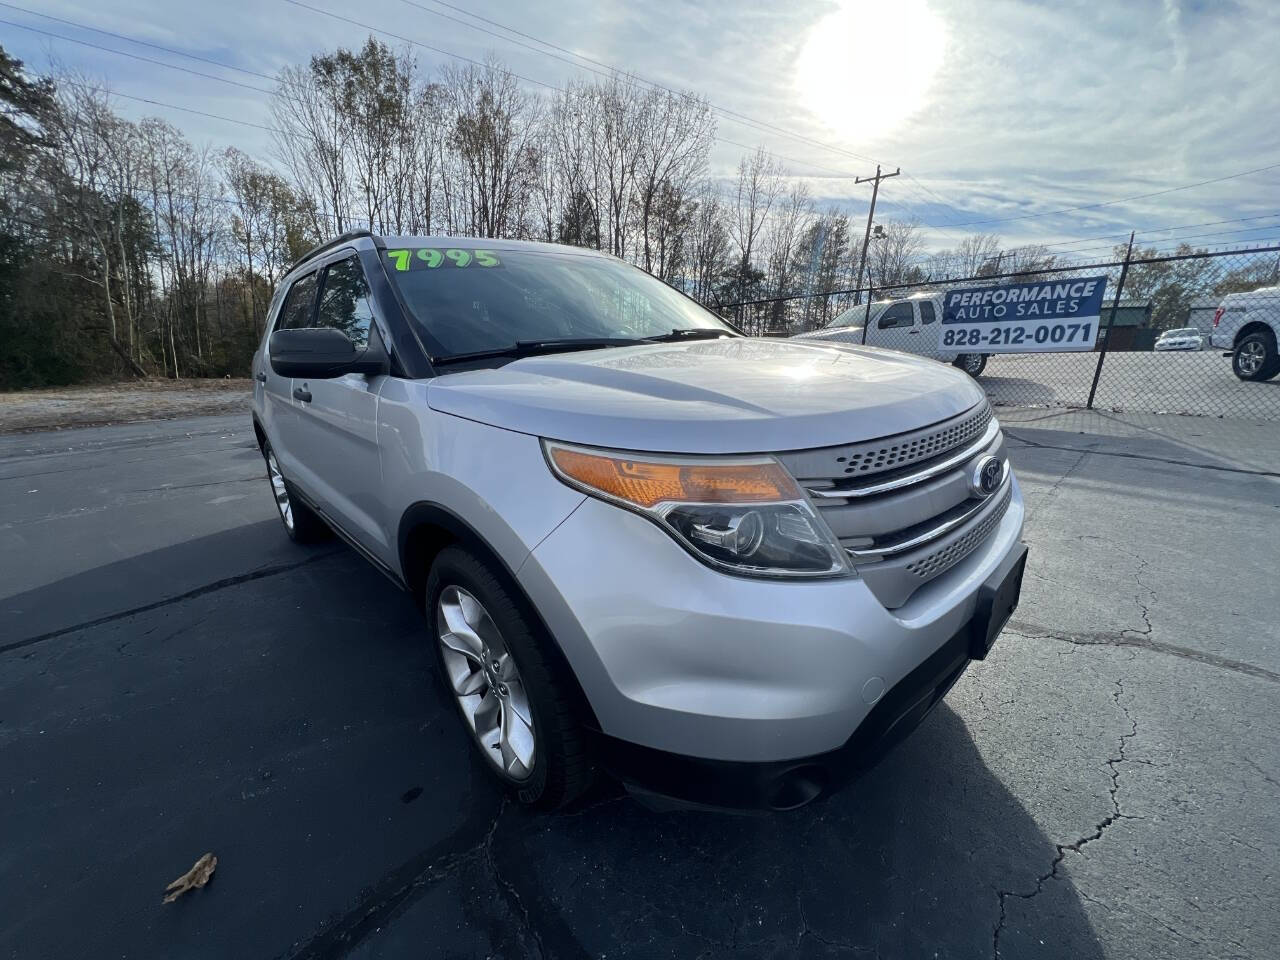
[[376, 378, 587, 581]]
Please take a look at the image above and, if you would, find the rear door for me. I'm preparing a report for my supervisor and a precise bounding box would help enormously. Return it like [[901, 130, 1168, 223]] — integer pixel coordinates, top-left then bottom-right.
[[864, 300, 919, 355], [286, 252, 390, 558]]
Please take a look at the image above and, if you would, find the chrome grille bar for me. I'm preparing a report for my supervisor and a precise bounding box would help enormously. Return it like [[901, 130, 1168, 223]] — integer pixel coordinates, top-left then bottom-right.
[[805, 419, 1001, 501], [843, 463, 1009, 561]]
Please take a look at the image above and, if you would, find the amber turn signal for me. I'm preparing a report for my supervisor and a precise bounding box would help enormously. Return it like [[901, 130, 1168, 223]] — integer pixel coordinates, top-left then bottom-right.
[[545, 444, 801, 508]]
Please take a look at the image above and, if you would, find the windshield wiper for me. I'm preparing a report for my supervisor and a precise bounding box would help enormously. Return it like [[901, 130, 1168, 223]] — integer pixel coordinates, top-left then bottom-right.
[[432, 337, 647, 366], [644, 328, 736, 343]]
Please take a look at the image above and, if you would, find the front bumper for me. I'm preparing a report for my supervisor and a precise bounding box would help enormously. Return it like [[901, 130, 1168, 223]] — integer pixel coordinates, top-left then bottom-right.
[[517, 474, 1026, 770]]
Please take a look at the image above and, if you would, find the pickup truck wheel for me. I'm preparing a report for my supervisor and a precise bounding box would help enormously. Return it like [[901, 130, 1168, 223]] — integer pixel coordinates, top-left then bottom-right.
[[262, 442, 328, 543], [954, 353, 987, 378], [1232, 331, 1278, 381], [426, 546, 593, 810]]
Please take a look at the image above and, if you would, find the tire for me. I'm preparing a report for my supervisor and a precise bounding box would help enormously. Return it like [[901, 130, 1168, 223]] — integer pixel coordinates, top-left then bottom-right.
[[425, 546, 594, 809], [954, 353, 987, 378], [262, 441, 329, 543], [1232, 331, 1279, 382]]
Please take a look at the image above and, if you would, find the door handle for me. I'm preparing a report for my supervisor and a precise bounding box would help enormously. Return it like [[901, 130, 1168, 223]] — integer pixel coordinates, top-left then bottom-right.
[[293, 386, 312, 403], [255, 371, 267, 382]]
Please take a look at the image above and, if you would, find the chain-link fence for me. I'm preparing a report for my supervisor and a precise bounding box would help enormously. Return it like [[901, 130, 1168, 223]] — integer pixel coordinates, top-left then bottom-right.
[[717, 245, 1280, 421]]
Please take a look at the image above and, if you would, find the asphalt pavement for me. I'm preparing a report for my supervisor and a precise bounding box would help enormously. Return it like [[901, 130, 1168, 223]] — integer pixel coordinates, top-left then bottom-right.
[[982, 351, 1280, 420], [1, 410, 1277, 960]]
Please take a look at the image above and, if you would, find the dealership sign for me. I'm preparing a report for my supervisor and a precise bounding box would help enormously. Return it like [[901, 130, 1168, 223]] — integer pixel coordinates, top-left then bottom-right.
[[940, 276, 1108, 353]]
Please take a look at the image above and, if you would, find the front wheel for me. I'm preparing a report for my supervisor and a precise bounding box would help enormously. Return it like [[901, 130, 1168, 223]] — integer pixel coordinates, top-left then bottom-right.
[[262, 441, 329, 543], [954, 353, 988, 378], [426, 546, 594, 809], [1232, 332, 1279, 381]]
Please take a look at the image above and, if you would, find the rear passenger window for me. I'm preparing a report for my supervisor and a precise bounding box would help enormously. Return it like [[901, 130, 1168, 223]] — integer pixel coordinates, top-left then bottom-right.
[[316, 256, 375, 349], [878, 302, 914, 329], [919, 301, 937, 324], [276, 273, 319, 332]]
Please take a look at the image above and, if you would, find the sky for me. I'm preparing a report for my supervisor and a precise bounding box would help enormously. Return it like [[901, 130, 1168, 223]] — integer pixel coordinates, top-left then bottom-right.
[[3, 0, 1279, 258]]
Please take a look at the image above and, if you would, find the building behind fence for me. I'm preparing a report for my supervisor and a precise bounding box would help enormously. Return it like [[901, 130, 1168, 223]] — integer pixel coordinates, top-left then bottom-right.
[[717, 245, 1280, 421]]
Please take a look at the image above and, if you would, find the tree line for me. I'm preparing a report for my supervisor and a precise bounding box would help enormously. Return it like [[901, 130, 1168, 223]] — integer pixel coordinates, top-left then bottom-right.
[[2, 40, 1272, 389]]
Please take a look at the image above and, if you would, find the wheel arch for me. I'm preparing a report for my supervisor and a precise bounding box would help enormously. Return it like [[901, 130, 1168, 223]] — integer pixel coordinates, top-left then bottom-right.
[[1234, 320, 1278, 347], [398, 500, 601, 731]]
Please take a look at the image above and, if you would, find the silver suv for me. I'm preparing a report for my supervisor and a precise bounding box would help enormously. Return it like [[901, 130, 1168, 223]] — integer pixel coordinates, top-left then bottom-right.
[[250, 232, 1028, 811]]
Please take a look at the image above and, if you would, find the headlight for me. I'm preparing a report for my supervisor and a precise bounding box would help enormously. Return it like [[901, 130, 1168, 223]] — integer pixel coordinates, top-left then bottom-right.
[[543, 441, 850, 579]]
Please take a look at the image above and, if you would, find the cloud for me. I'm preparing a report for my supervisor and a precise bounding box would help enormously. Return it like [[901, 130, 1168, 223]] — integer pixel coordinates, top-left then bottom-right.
[[5, 0, 1277, 251]]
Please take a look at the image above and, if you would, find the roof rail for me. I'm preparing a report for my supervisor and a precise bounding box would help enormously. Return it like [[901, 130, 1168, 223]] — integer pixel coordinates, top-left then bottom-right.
[[289, 229, 378, 273]]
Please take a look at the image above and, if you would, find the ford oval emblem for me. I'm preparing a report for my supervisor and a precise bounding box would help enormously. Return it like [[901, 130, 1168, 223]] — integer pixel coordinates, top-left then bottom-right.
[[971, 456, 1003, 497]]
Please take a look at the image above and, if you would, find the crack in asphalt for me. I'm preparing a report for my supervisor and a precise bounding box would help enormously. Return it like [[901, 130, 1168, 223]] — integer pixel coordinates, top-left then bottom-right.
[[794, 889, 877, 956], [0, 550, 343, 655], [1003, 431, 1280, 479], [992, 679, 1139, 958], [283, 796, 507, 960], [1007, 623, 1280, 685], [482, 798, 546, 960], [1021, 447, 1090, 529]]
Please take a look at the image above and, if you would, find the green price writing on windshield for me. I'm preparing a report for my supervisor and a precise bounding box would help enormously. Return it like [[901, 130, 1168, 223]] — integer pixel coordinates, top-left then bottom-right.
[[385, 248, 501, 271]]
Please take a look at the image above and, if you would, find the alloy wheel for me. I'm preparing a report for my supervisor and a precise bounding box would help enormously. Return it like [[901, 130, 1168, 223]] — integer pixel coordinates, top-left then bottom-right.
[[964, 354, 983, 375], [1238, 340, 1265, 377], [266, 449, 293, 531], [436, 585, 536, 780]]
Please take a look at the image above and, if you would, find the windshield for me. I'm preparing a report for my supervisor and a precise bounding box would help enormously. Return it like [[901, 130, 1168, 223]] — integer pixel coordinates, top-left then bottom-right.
[[826, 303, 885, 329], [381, 245, 734, 358], [1161, 328, 1198, 337]]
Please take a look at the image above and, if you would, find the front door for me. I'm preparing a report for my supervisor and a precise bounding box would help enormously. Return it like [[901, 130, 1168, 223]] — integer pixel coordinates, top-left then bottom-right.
[[259, 271, 319, 478], [286, 252, 390, 559], [866, 300, 920, 355]]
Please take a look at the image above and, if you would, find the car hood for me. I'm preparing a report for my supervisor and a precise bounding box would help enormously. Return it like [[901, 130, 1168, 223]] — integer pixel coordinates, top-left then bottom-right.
[[426, 338, 984, 454]]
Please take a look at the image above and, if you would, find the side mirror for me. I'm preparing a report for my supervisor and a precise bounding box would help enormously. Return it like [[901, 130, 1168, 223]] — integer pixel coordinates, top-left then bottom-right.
[[269, 327, 386, 379]]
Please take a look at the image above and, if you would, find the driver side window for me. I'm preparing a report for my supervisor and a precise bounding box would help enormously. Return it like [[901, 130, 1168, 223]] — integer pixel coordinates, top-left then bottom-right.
[[877, 302, 915, 329], [276, 272, 319, 333], [316, 256, 375, 349]]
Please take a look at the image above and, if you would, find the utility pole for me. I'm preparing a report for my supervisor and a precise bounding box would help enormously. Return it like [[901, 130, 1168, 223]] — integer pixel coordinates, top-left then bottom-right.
[[853, 165, 900, 300]]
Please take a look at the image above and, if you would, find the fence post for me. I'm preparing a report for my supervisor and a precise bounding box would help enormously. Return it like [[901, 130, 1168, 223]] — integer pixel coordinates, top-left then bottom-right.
[[1086, 232, 1135, 409], [861, 286, 873, 345]]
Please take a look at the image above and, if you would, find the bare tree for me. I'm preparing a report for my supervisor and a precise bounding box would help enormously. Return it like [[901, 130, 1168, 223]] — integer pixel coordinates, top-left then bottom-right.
[[441, 60, 543, 238], [761, 181, 813, 329], [634, 88, 714, 272], [271, 60, 354, 235], [47, 79, 148, 376], [866, 219, 925, 288], [683, 183, 730, 305], [728, 146, 784, 303]]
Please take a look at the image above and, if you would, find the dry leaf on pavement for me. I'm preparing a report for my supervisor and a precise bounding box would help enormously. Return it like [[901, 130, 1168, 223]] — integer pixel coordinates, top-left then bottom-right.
[[162, 853, 217, 904]]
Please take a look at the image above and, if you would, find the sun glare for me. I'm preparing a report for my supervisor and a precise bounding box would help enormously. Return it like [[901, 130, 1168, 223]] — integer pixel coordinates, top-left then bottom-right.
[[794, 0, 947, 141]]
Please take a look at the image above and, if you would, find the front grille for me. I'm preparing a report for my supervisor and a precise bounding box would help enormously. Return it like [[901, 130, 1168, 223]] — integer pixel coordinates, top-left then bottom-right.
[[777, 401, 1012, 609], [905, 483, 1011, 580], [781, 403, 992, 485]]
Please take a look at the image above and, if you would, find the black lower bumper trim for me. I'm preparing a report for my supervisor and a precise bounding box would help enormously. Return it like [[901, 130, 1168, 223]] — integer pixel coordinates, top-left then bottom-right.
[[594, 625, 975, 812]]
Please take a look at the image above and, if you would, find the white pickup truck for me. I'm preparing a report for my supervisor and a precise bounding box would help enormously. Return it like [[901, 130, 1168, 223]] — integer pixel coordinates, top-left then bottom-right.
[[792, 292, 989, 378]]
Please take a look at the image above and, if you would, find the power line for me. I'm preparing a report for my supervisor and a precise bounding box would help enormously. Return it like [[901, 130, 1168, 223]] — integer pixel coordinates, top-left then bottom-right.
[[63, 79, 276, 132], [0, 2, 278, 82], [0, 18, 275, 97]]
